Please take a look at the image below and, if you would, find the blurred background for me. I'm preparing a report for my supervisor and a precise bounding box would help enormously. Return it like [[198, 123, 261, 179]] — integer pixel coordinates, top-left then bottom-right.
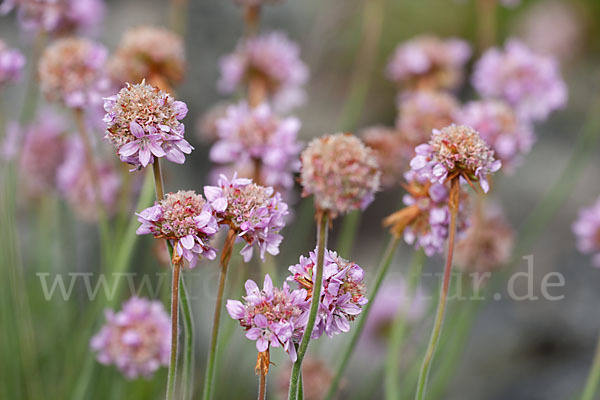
[[1, 0, 600, 399]]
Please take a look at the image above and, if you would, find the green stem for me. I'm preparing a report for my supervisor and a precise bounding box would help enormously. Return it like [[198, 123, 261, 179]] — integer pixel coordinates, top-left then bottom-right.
[[166, 260, 181, 400], [415, 178, 460, 400], [258, 371, 267, 400], [476, 0, 497, 53], [180, 271, 194, 400], [385, 250, 424, 400], [324, 236, 400, 400], [288, 212, 329, 400], [581, 333, 600, 400], [297, 371, 303, 400], [337, 211, 361, 259]]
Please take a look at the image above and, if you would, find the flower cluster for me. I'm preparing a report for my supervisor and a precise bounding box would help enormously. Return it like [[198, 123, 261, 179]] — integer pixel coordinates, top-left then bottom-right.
[[57, 137, 121, 221], [103, 82, 193, 168], [108, 26, 185, 89], [0, 40, 25, 88], [218, 31, 308, 111], [136, 190, 218, 267], [472, 39, 567, 121], [361, 126, 412, 188], [204, 174, 288, 262], [573, 197, 600, 268], [226, 274, 308, 361], [300, 133, 380, 217], [287, 249, 368, 338], [410, 124, 501, 193], [38, 37, 110, 108], [209, 101, 301, 190], [90, 297, 171, 379], [386, 35, 471, 91], [456, 100, 534, 172], [0, 0, 105, 34]]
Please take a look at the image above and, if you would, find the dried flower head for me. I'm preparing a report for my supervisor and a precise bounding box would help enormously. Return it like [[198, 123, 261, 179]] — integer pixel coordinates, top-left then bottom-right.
[[288, 249, 368, 338], [136, 190, 218, 267], [472, 39, 567, 121], [108, 26, 185, 89], [90, 297, 171, 379], [204, 174, 288, 262], [410, 124, 501, 193], [573, 197, 600, 268], [227, 274, 308, 361], [300, 133, 380, 217], [103, 82, 193, 168], [210, 101, 301, 190], [396, 90, 460, 145], [386, 35, 471, 91], [57, 137, 121, 221], [38, 37, 109, 108], [0, 40, 25, 88], [218, 31, 308, 111], [457, 100, 535, 172], [361, 125, 413, 188]]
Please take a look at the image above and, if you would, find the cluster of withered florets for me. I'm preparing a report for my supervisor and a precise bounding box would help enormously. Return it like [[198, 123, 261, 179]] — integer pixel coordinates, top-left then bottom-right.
[[300, 133, 380, 218], [136, 190, 218, 267], [103, 82, 192, 169], [38, 37, 110, 108], [108, 26, 185, 90]]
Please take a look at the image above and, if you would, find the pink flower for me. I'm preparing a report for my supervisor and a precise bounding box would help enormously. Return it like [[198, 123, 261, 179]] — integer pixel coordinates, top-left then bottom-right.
[[573, 197, 600, 268], [90, 297, 171, 379], [136, 190, 218, 267], [472, 39, 567, 121], [0, 40, 25, 88], [204, 174, 288, 262], [226, 274, 308, 361]]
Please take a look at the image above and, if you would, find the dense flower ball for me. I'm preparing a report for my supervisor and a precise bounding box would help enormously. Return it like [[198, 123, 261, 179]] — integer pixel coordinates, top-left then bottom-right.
[[103, 82, 193, 169], [204, 174, 288, 262], [218, 31, 308, 111], [455, 208, 514, 275], [38, 37, 110, 108], [573, 197, 600, 268], [136, 190, 218, 267], [210, 101, 301, 190], [227, 274, 308, 361], [456, 100, 535, 172], [472, 39, 567, 121], [410, 125, 501, 193], [0, 40, 25, 88], [108, 26, 185, 89], [57, 137, 121, 221], [288, 249, 368, 338], [386, 35, 471, 91], [300, 133, 380, 217], [361, 126, 412, 188], [0, 0, 105, 34], [396, 90, 460, 145], [18, 111, 66, 199], [90, 297, 170, 379]]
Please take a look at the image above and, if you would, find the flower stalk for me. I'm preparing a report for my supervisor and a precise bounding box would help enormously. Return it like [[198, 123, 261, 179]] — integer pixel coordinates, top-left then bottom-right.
[[166, 258, 182, 400], [581, 334, 600, 400]]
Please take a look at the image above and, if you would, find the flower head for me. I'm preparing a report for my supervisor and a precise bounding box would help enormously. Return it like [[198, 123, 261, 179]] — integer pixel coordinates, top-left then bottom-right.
[[472, 39, 567, 121], [227, 274, 308, 361], [300, 133, 380, 217], [90, 297, 170, 379], [38, 37, 109, 108], [0, 40, 26, 88], [396, 90, 460, 145], [218, 31, 308, 111], [410, 124, 501, 193], [456, 100, 535, 172], [136, 190, 218, 267], [573, 197, 600, 268], [386, 35, 471, 91], [205, 174, 288, 262], [103, 82, 193, 169], [287, 249, 368, 338], [210, 101, 301, 190], [108, 26, 185, 89]]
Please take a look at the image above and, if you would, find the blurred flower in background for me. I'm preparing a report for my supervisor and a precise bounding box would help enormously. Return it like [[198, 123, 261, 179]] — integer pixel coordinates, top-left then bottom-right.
[[361, 125, 413, 188], [0, 39, 25, 88], [573, 197, 600, 268]]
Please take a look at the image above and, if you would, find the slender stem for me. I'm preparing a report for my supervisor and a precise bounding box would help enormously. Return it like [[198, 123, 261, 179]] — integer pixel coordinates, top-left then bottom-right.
[[337, 210, 361, 259], [415, 178, 460, 400], [581, 333, 600, 400], [180, 273, 194, 400], [258, 372, 267, 400], [168, 0, 189, 36], [202, 228, 237, 400], [166, 260, 181, 400], [244, 5, 260, 36], [288, 212, 329, 400], [153, 160, 166, 201], [476, 0, 497, 53], [297, 371, 303, 400], [324, 236, 400, 400]]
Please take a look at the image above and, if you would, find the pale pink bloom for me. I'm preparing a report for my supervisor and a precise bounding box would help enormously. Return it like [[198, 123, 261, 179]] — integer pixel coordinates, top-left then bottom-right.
[[0, 40, 25, 88], [573, 197, 600, 268]]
